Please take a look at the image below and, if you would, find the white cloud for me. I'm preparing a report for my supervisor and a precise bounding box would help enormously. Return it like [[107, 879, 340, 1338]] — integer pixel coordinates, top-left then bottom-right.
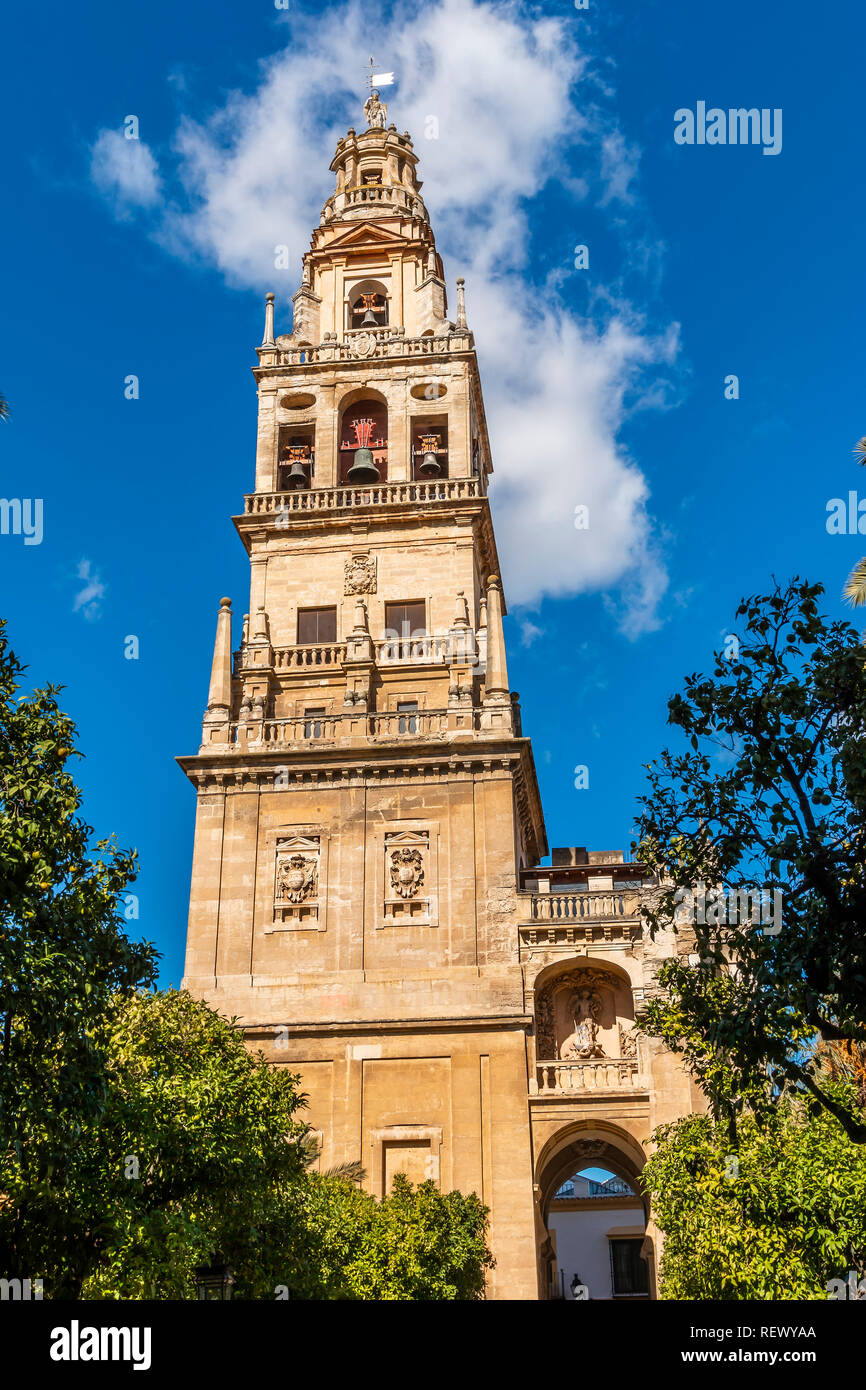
[[89, 0, 678, 637], [598, 129, 640, 206], [73, 559, 106, 621], [90, 129, 162, 215]]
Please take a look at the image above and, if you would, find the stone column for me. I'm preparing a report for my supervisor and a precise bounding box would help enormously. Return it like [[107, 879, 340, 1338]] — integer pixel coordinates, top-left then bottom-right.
[[483, 575, 509, 703]]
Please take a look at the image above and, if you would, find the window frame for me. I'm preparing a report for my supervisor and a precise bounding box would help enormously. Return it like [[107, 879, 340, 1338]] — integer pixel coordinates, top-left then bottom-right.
[[297, 606, 337, 645]]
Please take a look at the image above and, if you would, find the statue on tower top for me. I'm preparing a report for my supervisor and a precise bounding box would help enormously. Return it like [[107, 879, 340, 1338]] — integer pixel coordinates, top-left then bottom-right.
[[364, 89, 387, 129], [364, 56, 393, 129]]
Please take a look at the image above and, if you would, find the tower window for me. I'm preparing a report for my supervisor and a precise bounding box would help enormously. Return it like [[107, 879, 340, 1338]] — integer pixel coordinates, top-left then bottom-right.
[[349, 290, 388, 329], [411, 420, 448, 480], [339, 398, 388, 484], [297, 607, 337, 644], [397, 701, 419, 734], [303, 707, 327, 740], [385, 601, 426, 640]]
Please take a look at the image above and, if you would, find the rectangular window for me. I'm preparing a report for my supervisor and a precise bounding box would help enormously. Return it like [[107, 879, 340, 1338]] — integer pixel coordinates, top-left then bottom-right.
[[609, 1239, 649, 1297], [304, 707, 326, 740], [397, 701, 418, 734], [385, 601, 426, 639], [297, 607, 337, 645]]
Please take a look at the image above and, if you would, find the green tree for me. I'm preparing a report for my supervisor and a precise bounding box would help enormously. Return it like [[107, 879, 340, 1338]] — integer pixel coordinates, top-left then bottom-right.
[[76, 989, 309, 1300], [844, 436, 866, 606], [643, 1080, 866, 1299], [636, 580, 866, 1141], [244, 1169, 494, 1300], [0, 622, 157, 1279]]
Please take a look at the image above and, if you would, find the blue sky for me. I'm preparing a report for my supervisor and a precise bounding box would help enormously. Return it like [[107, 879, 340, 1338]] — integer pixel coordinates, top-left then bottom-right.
[[2, 0, 864, 984]]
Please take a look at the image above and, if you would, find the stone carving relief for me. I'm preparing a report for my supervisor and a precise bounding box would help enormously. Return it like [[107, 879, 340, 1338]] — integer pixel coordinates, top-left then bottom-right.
[[382, 829, 433, 925], [389, 847, 424, 899], [276, 853, 317, 904], [273, 834, 321, 927], [619, 1023, 640, 1060], [559, 986, 605, 1060], [534, 967, 621, 1061], [344, 553, 377, 595]]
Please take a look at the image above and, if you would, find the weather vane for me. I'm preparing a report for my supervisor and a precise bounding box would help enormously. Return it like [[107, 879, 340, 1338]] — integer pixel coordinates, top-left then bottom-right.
[[363, 55, 394, 129]]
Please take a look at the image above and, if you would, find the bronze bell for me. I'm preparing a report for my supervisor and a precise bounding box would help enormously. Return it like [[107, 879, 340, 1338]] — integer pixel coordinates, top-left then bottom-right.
[[347, 447, 380, 483], [418, 450, 441, 477], [361, 306, 378, 327], [286, 459, 309, 489]]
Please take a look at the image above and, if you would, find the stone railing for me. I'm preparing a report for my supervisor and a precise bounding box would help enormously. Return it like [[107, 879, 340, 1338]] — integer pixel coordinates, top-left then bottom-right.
[[243, 477, 482, 518], [230, 707, 477, 746], [276, 330, 473, 366], [274, 644, 347, 670], [376, 635, 450, 666], [531, 1059, 644, 1095], [369, 708, 455, 738], [325, 183, 427, 219], [530, 890, 642, 922]]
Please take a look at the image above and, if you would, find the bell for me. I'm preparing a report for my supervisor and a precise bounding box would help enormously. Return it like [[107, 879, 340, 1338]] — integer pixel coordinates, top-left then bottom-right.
[[418, 450, 441, 478], [286, 460, 309, 489], [361, 306, 378, 327], [347, 447, 380, 483]]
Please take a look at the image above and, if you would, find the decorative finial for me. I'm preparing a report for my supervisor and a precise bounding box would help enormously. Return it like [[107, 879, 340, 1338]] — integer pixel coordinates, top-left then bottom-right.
[[455, 278, 467, 331], [261, 292, 275, 347]]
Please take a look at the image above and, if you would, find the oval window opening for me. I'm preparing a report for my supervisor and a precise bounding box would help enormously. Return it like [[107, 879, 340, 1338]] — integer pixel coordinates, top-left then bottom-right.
[[410, 382, 447, 401]]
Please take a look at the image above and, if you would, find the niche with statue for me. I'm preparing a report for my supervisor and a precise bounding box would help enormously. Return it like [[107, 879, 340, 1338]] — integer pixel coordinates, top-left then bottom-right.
[[534, 967, 640, 1063]]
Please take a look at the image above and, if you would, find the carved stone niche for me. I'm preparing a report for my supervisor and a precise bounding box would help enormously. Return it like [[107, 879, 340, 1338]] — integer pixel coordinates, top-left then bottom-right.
[[344, 553, 377, 595], [382, 829, 434, 927], [534, 967, 629, 1061], [271, 834, 321, 930]]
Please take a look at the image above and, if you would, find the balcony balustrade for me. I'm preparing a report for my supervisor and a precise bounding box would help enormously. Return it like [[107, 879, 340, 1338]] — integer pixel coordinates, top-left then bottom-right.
[[531, 1059, 644, 1095], [243, 476, 481, 518], [229, 707, 479, 746], [273, 330, 473, 367], [274, 643, 347, 670], [530, 890, 641, 922]]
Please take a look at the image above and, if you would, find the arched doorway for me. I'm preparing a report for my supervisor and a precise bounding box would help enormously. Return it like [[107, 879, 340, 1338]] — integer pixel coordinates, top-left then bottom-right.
[[535, 1122, 654, 1301]]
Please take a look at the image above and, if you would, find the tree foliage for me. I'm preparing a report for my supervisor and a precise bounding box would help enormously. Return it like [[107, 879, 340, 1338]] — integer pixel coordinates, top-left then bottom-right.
[[643, 1082, 866, 1299], [0, 623, 494, 1300], [0, 622, 157, 1278], [76, 989, 309, 1299], [636, 580, 866, 1140], [243, 1170, 494, 1301]]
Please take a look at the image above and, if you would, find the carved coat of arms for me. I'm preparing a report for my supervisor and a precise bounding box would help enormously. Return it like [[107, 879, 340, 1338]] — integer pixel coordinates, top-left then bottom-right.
[[344, 554, 377, 595], [389, 847, 424, 899], [276, 853, 317, 904]]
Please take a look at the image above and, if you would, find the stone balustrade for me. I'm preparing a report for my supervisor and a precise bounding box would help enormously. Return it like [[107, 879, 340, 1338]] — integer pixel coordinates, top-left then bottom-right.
[[274, 643, 347, 670], [376, 635, 450, 666], [243, 477, 482, 518], [532, 1059, 644, 1095], [230, 707, 480, 746], [530, 890, 642, 922], [325, 183, 427, 219], [276, 330, 473, 366]]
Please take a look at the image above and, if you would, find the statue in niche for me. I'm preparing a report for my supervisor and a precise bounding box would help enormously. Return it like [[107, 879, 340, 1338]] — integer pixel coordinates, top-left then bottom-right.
[[559, 987, 605, 1060]]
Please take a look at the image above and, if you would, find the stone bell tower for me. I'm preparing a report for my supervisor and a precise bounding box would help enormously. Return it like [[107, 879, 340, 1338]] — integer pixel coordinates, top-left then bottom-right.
[[179, 102, 701, 1301]]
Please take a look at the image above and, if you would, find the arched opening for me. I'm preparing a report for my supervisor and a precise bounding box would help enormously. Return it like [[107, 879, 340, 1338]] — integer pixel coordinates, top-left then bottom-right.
[[347, 279, 389, 331], [531, 958, 641, 1095], [338, 394, 388, 485], [535, 1122, 653, 1303]]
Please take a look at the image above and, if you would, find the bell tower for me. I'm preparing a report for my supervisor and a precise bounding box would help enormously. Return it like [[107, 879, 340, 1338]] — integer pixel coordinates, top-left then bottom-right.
[[179, 98, 701, 1301], [179, 99, 546, 1299]]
